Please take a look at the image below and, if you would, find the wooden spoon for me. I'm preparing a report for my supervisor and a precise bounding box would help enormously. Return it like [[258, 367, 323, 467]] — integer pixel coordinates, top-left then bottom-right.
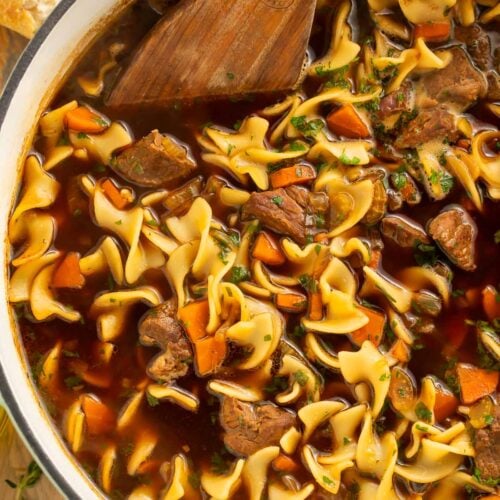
[[107, 0, 317, 109]]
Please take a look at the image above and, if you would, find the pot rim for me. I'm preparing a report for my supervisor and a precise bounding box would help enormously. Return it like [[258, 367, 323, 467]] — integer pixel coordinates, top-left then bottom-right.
[[0, 1, 91, 498]]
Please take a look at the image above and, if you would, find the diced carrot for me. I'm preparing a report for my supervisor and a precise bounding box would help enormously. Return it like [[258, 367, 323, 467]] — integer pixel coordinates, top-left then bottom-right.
[[82, 395, 116, 435], [457, 138, 471, 150], [368, 249, 381, 269], [414, 21, 451, 42], [326, 104, 370, 139], [272, 454, 300, 473], [480, 496, 500, 500], [308, 291, 323, 321], [80, 370, 113, 389], [482, 285, 500, 322], [389, 339, 410, 363], [65, 106, 109, 133], [51, 252, 85, 289], [350, 305, 386, 347], [275, 293, 307, 313], [464, 287, 481, 308], [456, 363, 499, 404], [101, 179, 129, 210], [195, 332, 226, 376], [433, 386, 459, 422], [270, 164, 316, 190], [252, 232, 286, 266], [442, 312, 469, 351], [178, 300, 209, 342], [314, 233, 329, 244]]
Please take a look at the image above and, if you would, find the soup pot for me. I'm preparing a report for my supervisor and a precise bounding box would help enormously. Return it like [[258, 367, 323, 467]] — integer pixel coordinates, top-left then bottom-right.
[[0, 1, 131, 497]]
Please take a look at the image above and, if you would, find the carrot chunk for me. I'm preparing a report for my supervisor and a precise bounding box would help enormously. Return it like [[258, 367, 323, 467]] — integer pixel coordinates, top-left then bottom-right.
[[442, 312, 469, 351], [272, 454, 300, 473], [275, 293, 307, 313], [326, 104, 370, 139], [51, 252, 85, 289], [314, 233, 329, 244], [270, 164, 316, 190], [350, 305, 385, 347], [82, 395, 116, 435], [414, 21, 451, 42], [389, 339, 410, 363], [65, 106, 109, 133], [101, 179, 129, 210], [482, 285, 500, 322], [433, 386, 459, 422], [178, 300, 210, 343], [195, 333, 226, 376], [252, 232, 286, 266], [308, 291, 323, 321], [456, 363, 499, 404]]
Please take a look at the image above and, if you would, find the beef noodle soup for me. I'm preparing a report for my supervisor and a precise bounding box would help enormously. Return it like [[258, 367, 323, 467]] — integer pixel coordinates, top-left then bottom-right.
[[7, 0, 500, 498]]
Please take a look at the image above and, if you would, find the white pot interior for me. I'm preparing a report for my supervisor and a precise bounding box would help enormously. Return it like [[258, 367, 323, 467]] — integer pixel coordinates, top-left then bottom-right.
[[0, 1, 127, 497]]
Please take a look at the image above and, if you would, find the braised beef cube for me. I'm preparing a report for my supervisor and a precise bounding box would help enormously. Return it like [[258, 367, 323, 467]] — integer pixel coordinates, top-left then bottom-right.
[[378, 81, 414, 118], [381, 215, 430, 249], [138, 300, 193, 383], [421, 47, 487, 110], [474, 401, 500, 480], [113, 130, 197, 187], [394, 106, 458, 149], [455, 24, 491, 71], [242, 187, 321, 244], [428, 206, 477, 271], [220, 397, 296, 457], [487, 71, 500, 101]]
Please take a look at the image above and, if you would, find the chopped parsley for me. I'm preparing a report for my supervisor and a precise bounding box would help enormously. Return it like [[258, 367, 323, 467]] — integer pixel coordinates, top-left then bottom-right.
[[76, 132, 89, 139], [298, 274, 317, 293], [271, 195, 284, 206], [293, 370, 309, 387], [338, 150, 360, 165], [289, 141, 307, 151], [228, 266, 250, 284], [264, 334, 272, 342], [146, 392, 160, 407], [379, 372, 390, 381], [415, 402, 432, 422], [64, 375, 83, 389], [290, 116, 325, 138], [226, 72, 235, 80], [392, 172, 407, 190]]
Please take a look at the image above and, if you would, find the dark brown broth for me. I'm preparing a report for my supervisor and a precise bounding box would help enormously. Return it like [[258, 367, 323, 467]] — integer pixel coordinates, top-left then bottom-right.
[[12, 0, 500, 498]]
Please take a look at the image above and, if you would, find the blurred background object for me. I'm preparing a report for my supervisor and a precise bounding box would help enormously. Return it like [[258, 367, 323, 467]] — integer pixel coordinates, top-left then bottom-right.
[[0, 0, 60, 38], [0, 26, 27, 90]]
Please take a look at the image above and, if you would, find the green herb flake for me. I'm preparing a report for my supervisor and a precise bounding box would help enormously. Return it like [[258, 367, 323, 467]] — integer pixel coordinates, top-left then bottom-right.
[[415, 402, 432, 422], [264, 334, 272, 342], [271, 195, 284, 206], [338, 150, 361, 165], [226, 72, 235, 80], [379, 372, 390, 382], [322, 475, 334, 486], [64, 375, 83, 389], [228, 266, 250, 284], [293, 370, 309, 387], [298, 274, 317, 293], [392, 172, 407, 190], [77, 132, 89, 140], [146, 392, 160, 407], [290, 116, 325, 138]]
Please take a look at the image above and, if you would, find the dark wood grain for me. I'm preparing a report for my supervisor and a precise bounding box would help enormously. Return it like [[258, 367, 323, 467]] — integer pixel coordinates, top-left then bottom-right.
[[107, 0, 316, 109]]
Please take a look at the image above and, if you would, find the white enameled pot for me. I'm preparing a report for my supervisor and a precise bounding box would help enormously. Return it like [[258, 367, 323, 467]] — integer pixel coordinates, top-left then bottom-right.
[[0, 1, 131, 497]]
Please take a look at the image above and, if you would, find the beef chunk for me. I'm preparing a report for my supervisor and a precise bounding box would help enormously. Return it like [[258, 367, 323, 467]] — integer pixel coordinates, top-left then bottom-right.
[[220, 398, 296, 456], [381, 215, 430, 248], [243, 188, 305, 243], [428, 206, 477, 271], [138, 300, 192, 383], [394, 106, 458, 149], [421, 47, 487, 110], [455, 24, 491, 71], [487, 71, 500, 101], [378, 81, 414, 118], [113, 130, 197, 187], [474, 400, 500, 480]]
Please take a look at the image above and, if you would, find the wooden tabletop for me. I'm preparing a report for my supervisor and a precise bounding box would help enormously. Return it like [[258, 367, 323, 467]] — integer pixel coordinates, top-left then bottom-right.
[[0, 27, 63, 500]]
